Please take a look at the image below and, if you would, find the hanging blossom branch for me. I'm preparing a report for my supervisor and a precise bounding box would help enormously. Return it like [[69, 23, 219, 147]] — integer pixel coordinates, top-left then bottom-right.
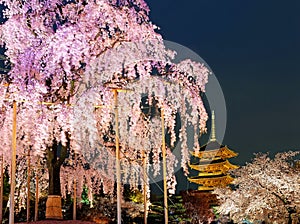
[[72, 53, 210, 193]]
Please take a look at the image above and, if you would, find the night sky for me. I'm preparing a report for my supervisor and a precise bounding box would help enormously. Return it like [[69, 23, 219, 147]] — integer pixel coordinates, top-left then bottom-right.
[[147, 0, 300, 165]]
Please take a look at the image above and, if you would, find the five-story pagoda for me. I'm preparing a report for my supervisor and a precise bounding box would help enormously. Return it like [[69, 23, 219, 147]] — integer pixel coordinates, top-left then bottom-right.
[[188, 111, 238, 191]]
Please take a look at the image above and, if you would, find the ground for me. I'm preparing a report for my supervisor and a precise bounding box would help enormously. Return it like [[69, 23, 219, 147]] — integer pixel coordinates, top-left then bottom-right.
[[17, 221, 98, 224]]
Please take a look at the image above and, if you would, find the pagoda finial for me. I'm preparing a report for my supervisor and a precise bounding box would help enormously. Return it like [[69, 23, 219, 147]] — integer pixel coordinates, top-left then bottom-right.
[[210, 110, 216, 141]]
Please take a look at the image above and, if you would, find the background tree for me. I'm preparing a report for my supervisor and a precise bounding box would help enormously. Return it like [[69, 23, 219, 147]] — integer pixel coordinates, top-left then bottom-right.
[[214, 151, 300, 224], [181, 190, 216, 224]]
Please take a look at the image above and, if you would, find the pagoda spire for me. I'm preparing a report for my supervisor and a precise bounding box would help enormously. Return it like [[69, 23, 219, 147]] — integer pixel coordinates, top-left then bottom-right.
[[210, 110, 216, 142]]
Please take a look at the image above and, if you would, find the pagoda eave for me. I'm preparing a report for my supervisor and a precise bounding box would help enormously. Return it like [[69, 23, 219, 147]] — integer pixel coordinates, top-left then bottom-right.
[[188, 175, 234, 187], [197, 186, 214, 191], [190, 145, 238, 160], [189, 160, 239, 173]]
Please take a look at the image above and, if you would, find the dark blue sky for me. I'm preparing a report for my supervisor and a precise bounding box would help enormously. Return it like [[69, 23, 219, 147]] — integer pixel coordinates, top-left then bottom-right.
[[147, 0, 300, 165]]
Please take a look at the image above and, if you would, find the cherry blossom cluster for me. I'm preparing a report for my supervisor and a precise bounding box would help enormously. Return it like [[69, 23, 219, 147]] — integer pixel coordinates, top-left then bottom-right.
[[214, 151, 300, 223]]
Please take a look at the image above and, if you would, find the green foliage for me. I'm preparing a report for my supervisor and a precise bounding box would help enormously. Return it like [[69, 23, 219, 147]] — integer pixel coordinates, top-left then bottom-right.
[[148, 195, 191, 223], [80, 185, 90, 205], [213, 206, 219, 218], [169, 195, 191, 222], [3, 168, 10, 200], [123, 187, 144, 204], [1, 169, 10, 222]]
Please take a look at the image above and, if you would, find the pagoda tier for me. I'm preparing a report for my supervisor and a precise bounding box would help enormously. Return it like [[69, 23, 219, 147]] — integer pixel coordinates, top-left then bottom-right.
[[190, 141, 238, 161], [188, 174, 234, 187], [189, 159, 239, 173]]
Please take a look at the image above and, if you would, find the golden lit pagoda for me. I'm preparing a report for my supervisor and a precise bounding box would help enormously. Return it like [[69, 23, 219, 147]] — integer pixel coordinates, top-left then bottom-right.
[[188, 111, 238, 191]]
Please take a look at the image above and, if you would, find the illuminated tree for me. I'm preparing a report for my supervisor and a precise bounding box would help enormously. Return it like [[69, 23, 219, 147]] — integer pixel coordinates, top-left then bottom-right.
[[0, 0, 210, 217], [215, 151, 300, 224]]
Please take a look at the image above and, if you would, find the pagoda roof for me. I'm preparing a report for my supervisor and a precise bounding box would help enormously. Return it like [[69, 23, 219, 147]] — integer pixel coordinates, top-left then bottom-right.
[[190, 173, 226, 179], [190, 142, 238, 160], [189, 159, 239, 173], [197, 158, 226, 165], [200, 140, 225, 151], [188, 174, 234, 188]]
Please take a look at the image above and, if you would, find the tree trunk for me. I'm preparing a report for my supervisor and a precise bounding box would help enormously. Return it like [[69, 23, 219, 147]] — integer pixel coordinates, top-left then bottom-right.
[[288, 211, 298, 224], [46, 140, 68, 219], [48, 160, 61, 195]]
